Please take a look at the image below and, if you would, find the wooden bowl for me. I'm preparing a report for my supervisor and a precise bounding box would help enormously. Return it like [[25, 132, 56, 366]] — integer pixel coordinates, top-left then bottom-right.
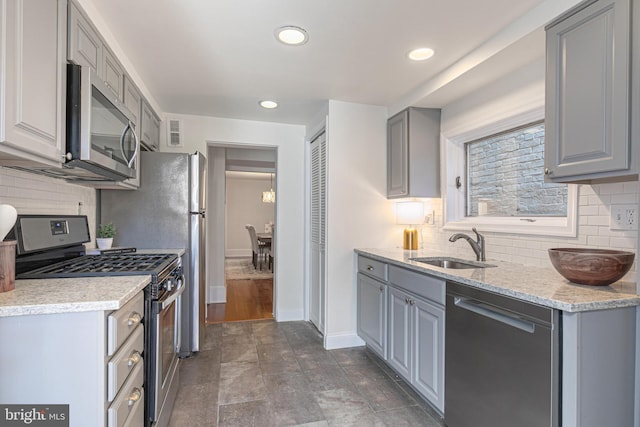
[[548, 248, 635, 286]]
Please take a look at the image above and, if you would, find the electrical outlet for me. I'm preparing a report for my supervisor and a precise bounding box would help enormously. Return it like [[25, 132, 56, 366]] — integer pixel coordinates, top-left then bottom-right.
[[424, 210, 435, 225], [610, 205, 638, 230]]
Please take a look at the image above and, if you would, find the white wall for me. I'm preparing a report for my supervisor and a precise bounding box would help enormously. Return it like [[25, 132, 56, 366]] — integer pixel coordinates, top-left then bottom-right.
[[226, 173, 275, 257], [207, 147, 226, 303], [0, 168, 97, 243], [162, 113, 306, 321], [324, 100, 397, 349]]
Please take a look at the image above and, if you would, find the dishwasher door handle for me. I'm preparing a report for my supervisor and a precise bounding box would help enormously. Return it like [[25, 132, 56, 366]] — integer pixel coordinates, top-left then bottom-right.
[[453, 297, 535, 333]]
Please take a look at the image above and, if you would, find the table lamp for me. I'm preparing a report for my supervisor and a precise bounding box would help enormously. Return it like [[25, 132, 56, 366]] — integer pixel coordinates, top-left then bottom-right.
[[396, 201, 424, 250]]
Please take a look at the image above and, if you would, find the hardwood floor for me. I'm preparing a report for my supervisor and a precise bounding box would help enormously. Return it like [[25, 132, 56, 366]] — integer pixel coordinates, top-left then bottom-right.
[[206, 278, 273, 323]]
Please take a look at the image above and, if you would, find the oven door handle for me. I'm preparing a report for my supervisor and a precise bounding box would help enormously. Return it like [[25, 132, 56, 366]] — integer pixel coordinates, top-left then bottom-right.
[[159, 282, 185, 310]]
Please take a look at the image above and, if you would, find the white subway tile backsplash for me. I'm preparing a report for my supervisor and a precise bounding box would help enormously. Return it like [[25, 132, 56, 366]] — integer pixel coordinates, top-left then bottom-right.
[[0, 167, 97, 243], [428, 183, 638, 280]]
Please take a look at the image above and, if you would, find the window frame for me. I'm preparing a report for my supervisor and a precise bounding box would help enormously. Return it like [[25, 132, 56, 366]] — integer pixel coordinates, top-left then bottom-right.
[[443, 107, 578, 237]]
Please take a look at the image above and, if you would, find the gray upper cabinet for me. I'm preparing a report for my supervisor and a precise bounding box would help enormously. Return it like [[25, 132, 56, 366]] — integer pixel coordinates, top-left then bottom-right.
[[0, 0, 66, 167], [102, 47, 124, 100], [141, 100, 161, 151], [387, 107, 441, 198], [123, 76, 142, 130], [545, 0, 632, 182], [68, 0, 101, 73]]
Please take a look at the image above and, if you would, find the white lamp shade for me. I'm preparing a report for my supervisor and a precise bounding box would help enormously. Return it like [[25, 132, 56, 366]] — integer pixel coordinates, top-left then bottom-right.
[[396, 201, 424, 225]]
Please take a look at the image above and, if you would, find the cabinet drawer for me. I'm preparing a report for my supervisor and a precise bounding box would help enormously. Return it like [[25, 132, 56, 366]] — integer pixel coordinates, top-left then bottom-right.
[[389, 265, 445, 305], [108, 292, 144, 356], [108, 362, 144, 427], [108, 324, 144, 401], [122, 388, 144, 427], [358, 256, 388, 282]]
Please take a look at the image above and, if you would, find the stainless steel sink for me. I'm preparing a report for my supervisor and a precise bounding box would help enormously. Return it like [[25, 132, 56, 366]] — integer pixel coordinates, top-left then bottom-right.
[[410, 257, 496, 269]]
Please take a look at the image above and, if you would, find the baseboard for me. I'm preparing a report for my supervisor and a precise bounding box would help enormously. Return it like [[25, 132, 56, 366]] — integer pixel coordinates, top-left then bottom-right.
[[208, 285, 226, 304], [275, 309, 304, 322], [226, 249, 251, 258], [324, 332, 366, 350]]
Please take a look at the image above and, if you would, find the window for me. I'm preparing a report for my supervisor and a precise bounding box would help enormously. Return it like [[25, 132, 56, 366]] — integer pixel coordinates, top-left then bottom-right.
[[445, 116, 577, 237], [466, 122, 568, 218]]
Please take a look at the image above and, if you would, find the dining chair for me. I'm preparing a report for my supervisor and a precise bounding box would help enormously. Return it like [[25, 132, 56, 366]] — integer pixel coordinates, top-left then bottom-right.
[[245, 224, 269, 270]]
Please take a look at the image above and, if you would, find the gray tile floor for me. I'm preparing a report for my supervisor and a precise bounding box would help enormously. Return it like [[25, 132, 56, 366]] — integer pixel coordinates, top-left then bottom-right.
[[168, 320, 444, 427]]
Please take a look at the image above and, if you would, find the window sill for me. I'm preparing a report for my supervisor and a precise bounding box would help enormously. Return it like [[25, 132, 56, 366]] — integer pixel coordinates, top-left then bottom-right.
[[443, 215, 577, 237]]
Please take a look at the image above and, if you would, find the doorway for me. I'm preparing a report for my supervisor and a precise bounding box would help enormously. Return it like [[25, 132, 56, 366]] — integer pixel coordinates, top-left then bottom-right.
[[205, 146, 277, 323]]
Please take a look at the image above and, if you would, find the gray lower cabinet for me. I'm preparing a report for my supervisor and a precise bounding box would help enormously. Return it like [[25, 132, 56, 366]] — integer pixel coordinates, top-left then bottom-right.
[[0, 0, 66, 168], [545, 0, 633, 182], [388, 284, 445, 412], [356, 273, 387, 358], [387, 107, 441, 198], [356, 255, 445, 413], [0, 292, 145, 427]]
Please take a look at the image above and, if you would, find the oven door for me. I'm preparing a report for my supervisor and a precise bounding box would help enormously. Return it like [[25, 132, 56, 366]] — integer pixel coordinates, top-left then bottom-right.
[[149, 278, 184, 425]]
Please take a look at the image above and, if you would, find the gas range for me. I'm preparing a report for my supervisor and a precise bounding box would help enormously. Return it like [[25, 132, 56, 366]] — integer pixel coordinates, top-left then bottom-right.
[[12, 215, 180, 299]]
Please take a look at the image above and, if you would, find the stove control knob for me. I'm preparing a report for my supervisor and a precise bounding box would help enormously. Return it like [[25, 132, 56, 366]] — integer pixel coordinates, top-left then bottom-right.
[[165, 278, 174, 291]]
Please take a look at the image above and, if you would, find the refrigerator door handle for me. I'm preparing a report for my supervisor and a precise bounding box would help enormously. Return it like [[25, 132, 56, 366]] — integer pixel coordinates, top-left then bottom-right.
[[190, 211, 206, 218]]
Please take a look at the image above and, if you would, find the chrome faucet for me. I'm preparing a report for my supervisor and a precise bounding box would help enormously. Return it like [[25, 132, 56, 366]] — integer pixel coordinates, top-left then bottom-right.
[[448, 227, 486, 261]]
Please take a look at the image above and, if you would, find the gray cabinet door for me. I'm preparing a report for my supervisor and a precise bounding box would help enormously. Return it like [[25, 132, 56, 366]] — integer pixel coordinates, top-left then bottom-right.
[[102, 47, 124, 100], [387, 110, 409, 197], [68, 1, 101, 72], [545, 0, 631, 180], [141, 100, 160, 151], [123, 76, 142, 129], [387, 107, 441, 198], [356, 273, 387, 359], [388, 286, 411, 381], [412, 297, 445, 412], [0, 0, 66, 166]]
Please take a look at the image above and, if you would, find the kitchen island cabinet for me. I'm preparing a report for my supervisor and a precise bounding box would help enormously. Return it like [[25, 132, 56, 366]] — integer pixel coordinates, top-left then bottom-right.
[[0, 0, 67, 168], [0, 287, 146, 427], [545, 0, 634, 182], [355, 248, 639, 425], [387, 107, 441, 198]]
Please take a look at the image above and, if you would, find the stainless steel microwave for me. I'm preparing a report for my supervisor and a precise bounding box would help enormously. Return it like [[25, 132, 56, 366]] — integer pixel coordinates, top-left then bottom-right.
[[65, 63, 139, 181]]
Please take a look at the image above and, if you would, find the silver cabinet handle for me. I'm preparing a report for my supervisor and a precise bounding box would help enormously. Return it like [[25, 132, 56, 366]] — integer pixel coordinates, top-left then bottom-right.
[[404, 298, 409, 304], [379, 285, 384, 292], [127, 387, 142, 407], [409, 299, 415, 306], [127, 351, 142, 367], [366, 265, 375, 271], [544, 167, 552, 175], [127, 312, 142, 326]]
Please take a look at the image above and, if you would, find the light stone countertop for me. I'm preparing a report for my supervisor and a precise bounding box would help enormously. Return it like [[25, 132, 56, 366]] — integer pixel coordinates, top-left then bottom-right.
[[0, 249, 185, 318], [356, 248, 640, 312], [0, 275, 150, 318]]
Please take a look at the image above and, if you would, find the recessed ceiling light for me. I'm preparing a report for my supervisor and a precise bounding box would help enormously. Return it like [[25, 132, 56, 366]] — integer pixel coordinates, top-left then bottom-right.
[[259, 100, 278, 109], [275, 26, 309, 45], [408, 47, 435, 61]]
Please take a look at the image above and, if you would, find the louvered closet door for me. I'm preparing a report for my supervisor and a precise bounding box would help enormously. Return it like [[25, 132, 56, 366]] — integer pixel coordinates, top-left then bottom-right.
[[310, 131, 326, 332]]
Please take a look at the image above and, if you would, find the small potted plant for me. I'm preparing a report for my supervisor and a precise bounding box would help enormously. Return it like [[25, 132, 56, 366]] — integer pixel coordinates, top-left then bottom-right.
[[96, 223, 116, 250]]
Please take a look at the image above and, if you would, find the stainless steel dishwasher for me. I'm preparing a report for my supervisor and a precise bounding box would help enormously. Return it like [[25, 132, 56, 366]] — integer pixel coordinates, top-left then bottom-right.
[[445, 282, 559, 427]]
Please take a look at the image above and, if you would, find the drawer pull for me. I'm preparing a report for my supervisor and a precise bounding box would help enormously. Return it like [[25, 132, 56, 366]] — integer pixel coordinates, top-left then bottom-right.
[[379, 285, 384, 292], [128, 351, 142, 367], [409, 299, 415, 306], [128, 387, 142, 407], [366, 265, 375, 271], [127, 312, 142, 327]]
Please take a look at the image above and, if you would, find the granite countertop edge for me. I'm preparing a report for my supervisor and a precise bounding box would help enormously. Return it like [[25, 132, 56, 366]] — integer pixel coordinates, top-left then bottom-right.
[[355, 248, 640, 312], [0, 276, 151, 318]]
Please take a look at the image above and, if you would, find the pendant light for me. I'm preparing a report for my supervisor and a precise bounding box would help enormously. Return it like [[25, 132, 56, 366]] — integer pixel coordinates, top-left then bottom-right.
[[262, 173, 275, 203]]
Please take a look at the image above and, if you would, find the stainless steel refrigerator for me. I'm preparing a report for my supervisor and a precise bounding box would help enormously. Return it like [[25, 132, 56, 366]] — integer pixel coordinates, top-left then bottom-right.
[[101, 151, 207, 356]]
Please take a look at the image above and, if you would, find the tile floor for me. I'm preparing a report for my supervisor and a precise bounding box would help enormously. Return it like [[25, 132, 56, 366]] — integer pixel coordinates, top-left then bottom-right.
[[168, 320, 444, 426]]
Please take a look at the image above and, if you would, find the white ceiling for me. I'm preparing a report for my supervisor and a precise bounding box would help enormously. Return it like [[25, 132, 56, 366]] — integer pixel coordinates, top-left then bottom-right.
[[87, 0, 577, 125]]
